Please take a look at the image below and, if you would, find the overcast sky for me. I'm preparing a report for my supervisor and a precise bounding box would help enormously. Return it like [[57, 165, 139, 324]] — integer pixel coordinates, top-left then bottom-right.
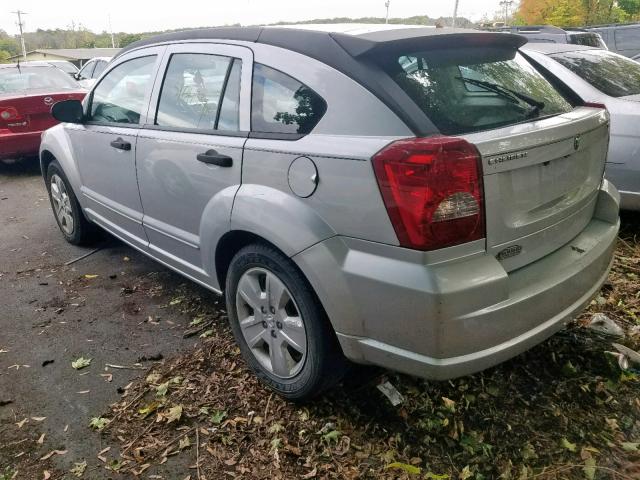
[[2, 0, 507, 35]]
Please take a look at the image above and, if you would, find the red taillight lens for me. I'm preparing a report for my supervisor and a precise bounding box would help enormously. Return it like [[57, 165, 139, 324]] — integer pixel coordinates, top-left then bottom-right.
[[584, 102, 607, 109], [372, 136, 485, 251], [0, 107, 21, 121]]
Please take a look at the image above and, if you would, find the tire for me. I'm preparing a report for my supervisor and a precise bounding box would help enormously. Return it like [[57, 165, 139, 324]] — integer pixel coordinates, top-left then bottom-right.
[[46, 160, 99, 246], [225, 243, 348, 401]]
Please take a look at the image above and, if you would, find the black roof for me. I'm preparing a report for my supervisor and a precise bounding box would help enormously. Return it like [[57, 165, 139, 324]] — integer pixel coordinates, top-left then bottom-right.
[[117, 26, 527, 136]]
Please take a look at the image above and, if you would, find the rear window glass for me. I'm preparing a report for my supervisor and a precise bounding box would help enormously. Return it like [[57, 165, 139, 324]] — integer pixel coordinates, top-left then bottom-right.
[[251, 63, 326, 135], [569, 33, 607, 49], [550, 49, 640, 97], [0, 66, 79, 94], [382, 50, 572, 135]]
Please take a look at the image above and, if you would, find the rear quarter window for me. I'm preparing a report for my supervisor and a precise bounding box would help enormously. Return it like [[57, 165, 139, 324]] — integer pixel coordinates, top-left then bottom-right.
[[251, 64, 326, 135]]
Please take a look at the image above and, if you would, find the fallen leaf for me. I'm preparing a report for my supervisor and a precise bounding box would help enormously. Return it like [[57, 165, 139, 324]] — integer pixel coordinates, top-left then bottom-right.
[[76, 390, 90, 394], [561, 438, 577, 452], [70, 460, 87, 477], [43, 471, 51, 480], [89, 417, 110, 431], [621, 442, 639, 451], [179, 436, 191, 450], [165, 405, 183, 424], [138, 401, 162, 418], [72, 357, 92, 370], [31, 417, 46, 422], [83, 274, 98, 279], [459, 466, 473, 480], [385, 462, 421, 474], [37, 433, 45, 444], [210, 410, 227, 425], [583, 457, 596, 480], [156, 382, 169, 397], [16, 418, 28, 428], [40, 449, 67, 460]]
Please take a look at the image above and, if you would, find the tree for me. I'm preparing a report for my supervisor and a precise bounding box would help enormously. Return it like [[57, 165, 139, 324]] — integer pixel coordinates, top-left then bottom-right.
[[0, 50, 10, 63], [118, 33, 143, 47], [619, 0, 640, 16]]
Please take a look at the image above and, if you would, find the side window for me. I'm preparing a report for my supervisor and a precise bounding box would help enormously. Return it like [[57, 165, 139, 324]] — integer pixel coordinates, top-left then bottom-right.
[[156, 53, 240, 131], [93, 60, 107, 79], [88, 55, 156, 125], [251, 63, 327, 135], [217, 59, 241, 131], [78, 61, 95, 80]]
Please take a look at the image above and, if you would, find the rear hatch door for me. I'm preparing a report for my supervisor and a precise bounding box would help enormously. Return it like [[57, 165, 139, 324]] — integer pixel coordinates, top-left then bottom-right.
[[463, 107, 609, 271]]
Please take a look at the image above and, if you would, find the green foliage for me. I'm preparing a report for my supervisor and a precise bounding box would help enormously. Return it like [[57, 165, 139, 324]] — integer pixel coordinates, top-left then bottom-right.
[[0, 50, 10, 64], [118, 33, 143, 47]]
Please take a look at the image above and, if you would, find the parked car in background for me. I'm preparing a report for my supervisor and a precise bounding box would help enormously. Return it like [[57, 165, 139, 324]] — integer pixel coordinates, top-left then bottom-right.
[[75, 57, 112, 88], [522, 43, 640, 210], [0, 64, 86, 161], [586, 23, 640, 58], [497, 25, 607, 48], [41, 25, 619, 400], [25, 60, 79, 76]]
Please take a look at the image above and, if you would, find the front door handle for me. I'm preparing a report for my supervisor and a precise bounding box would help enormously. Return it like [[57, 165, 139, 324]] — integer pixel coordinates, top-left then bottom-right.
[[110, 138, 131, 151], [196, 150, 233, 167]]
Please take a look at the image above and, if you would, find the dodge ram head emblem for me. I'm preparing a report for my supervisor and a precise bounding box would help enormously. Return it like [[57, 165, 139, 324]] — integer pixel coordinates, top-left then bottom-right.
[[44, 97, 54, 106], [574, 135, 581, 151]]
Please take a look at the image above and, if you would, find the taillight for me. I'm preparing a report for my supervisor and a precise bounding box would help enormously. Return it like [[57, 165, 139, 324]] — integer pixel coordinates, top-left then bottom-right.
[[372, 136, 485, 251], [0, 107, 22, 121], [584, 102, 607, 109]]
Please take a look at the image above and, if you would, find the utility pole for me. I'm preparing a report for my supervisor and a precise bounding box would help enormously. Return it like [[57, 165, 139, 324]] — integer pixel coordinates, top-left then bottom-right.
[[452, 0, 460, 27], [108, 15, 116, 48], [385, 1, 390, 24], [499, 0, 514, 25], [12, 10, 27, 61]]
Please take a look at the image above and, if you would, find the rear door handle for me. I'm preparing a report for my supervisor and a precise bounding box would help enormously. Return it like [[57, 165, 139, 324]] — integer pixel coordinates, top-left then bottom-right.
[[110, 138, 131, 151], [196, 150, 233, 167]]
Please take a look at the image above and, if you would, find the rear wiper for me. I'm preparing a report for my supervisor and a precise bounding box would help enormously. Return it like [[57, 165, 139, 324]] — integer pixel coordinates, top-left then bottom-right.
[[455, 76, 545, 111]]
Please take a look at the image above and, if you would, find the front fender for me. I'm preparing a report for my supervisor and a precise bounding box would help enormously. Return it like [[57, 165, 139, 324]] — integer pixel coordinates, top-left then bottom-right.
[[230, 184, 336, 257], [40, 125, 83, 196]]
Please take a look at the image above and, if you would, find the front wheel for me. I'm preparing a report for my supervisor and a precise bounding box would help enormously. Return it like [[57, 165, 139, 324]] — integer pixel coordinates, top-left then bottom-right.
[[46, 160, 98, 245], [225, 243, 347, 401]]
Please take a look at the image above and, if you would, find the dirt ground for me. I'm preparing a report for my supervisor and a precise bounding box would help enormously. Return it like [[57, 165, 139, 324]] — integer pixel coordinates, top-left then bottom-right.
[[1, 158, 639, 480]]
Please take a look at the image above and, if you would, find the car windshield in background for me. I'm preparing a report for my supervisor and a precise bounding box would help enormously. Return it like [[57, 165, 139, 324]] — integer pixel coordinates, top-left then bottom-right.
[[383, 51, 573, 135], [0, 66, 79, 94], [550, 49, 640, 98]]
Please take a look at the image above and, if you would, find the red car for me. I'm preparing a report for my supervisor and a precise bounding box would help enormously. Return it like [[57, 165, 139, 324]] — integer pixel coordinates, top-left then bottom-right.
[[0, 63, 86, 160]]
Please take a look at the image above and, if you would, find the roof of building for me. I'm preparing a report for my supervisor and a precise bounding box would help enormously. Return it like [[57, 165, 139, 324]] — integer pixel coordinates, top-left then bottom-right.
[[9, 48, 120, 61]]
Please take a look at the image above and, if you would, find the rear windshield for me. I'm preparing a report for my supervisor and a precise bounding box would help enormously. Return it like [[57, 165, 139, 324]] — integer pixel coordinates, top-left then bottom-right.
[[550, 49, 640, 97], [0, 66, 79, 94], [569, 33, 607, 49], [381, 50, 573, 135]]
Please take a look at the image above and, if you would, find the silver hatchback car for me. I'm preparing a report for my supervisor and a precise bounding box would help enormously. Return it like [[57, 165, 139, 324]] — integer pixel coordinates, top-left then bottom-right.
[[41, 24, 620, 400]]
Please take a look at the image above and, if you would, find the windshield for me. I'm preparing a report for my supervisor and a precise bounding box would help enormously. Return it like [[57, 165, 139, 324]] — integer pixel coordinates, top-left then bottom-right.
[[0, 66, 79, 94], [550, 49, 640, 97], [383, 50, 572, 135]]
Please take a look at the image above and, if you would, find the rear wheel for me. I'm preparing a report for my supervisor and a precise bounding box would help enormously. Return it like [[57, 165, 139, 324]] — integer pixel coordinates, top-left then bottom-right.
[[225, 243, 348, 401], [46, 161, 98, 245]]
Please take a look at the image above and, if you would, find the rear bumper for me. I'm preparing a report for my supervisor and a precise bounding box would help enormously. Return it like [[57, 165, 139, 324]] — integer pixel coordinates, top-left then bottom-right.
[[294, 180, 620, 380], [0, 130, 42, 160]]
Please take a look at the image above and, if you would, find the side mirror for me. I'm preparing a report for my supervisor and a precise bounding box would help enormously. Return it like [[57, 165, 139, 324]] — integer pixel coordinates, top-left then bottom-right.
[[51, 99, 84, 124]]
